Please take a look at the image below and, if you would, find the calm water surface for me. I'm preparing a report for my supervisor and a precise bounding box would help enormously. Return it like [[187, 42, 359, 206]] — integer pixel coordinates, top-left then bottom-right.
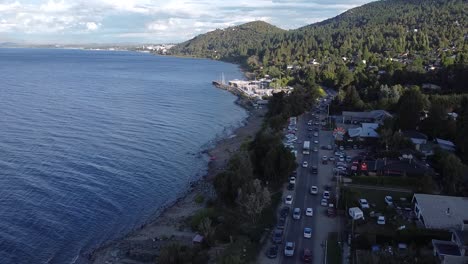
[[0, 48, 247, 264]]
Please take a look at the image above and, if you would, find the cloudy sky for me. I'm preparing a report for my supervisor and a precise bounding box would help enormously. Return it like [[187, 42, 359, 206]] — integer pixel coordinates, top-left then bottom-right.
[[0, 0, 375, 44]]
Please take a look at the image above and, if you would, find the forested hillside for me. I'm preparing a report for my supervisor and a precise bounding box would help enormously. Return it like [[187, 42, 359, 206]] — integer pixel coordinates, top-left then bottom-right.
[[169, 21, 285, 63]]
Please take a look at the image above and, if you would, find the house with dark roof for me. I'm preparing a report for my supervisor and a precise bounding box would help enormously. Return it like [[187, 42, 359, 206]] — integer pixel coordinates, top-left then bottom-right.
[[342, 110, 392, 124], [361, 156, 433, 177], [436, 138, 456, 152], [401, 130, 428, 151]]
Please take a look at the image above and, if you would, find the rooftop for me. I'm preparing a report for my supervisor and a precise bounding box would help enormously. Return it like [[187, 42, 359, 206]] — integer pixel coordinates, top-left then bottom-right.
[[402, 130, 428, 140], [414, 194, 468, 229], [432, 240, 462, 256], [342, 110, 393, 122]]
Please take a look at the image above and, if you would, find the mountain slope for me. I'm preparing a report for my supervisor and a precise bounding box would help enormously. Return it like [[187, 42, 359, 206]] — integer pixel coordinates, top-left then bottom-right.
[[169, 21, 285, 62]]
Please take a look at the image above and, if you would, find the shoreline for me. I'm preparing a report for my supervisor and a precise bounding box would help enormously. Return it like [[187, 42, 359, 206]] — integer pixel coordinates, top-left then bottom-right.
[[88, 89, 266, 264]]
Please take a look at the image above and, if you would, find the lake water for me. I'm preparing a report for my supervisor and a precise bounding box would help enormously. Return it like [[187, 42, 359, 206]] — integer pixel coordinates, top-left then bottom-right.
[[0, 48, 247, 264]]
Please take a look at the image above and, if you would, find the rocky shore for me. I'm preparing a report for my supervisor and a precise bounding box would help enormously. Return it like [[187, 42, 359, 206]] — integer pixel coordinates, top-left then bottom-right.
[[88, 96, 266, 264]]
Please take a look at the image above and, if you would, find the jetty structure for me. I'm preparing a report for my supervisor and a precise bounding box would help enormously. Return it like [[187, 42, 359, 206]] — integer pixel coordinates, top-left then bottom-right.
[[212, 74, 293, 100]]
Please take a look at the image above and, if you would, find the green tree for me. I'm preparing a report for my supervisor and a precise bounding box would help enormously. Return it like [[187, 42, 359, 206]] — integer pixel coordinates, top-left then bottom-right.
[[397, 87, 428, 130], [440, 153, 466, 195], [456, 98, 468, 161]]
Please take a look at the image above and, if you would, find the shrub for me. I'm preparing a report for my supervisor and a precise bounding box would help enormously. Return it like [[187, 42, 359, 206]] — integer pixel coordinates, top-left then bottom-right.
[[190, 208, 216, 231], [194, 194, 205, 204]]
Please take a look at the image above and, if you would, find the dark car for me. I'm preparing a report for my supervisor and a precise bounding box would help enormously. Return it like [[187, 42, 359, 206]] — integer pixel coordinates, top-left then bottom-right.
[[307, 134, 312, 138], [327, 207, 337, 217], [277, 216, 286, 229], [287, 183, 295, 191], [266, 245, 279, 258], [272, 229, 284, 244], [302, 248, 312, 263], [280, 206, 290, 217], [311, 166, 318, 174]]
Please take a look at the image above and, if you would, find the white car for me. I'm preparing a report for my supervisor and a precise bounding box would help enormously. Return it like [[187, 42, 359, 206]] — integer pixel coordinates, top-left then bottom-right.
[[302, 161, 308, 168], [289, 176, 296, 185], [303, 227, 312, 238], [323, 191, 330, 200], [293, 208, 301, 220], [313, 132, 318, 137], [339, 146, 344, 151], [321, 198, 328, 207], [313, 140, 319, 144], [310, 186, 318, 195], [313, 147, 318, 152], [284, 242, 295, 257], [377, 216, 386, 225], [329, 156, 335, 161], [385, 196, 393, 206], [336, 166, 346, 171], [339, 156, 345, 162], [305, 208, 313, 216], [322, 156, 328, 161], [359, 198, 370, 209], [285, 195, 293, 205]]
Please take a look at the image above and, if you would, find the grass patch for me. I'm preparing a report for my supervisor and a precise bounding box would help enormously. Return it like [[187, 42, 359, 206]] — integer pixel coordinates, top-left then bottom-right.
[[351, 176, 422, 190], [327, 232, 342, 264]]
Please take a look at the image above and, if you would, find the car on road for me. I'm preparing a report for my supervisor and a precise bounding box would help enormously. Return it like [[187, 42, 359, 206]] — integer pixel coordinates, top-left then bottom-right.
[[310, 185, 318, 194], [302, 161, 308, 168], [307, 121, 312, 125], [339, 146, 344, 151], [339, 155, 345, 162], [277, 217, 286, 229], [307, 133, 312, 138], [272, 229, 283, 244], [321, 198, 328, 207], [307, 127, 313, 131], [336, 166, 347, 171], [313, 140, 319, 144], [327, 144, 332, 150], [377, 216, 386, 225], [302, 248, 312, 263], [327, 204, 337, 217], [311, 166, 318, 174], [293, 208, 301, 220], [385, 196, 393, 206], [285, 195, 293, 205], [303, 227, 312, 238], [284, 242, 295, 257], [322, 156, 328, 161], [280, 206, 290, 217], [329, 156, 335, 161], [305, 207, 313, 216], [289, 176, 296, 184], [266, 244, 278, 259], [313, 147, 318, 152], [359, 198, 370, 209], [313, 132, 318, 137], [323, 191, 330, 199], [353, 145, 358, 149], [287, 183, 295, 191], [334, 151, 342, 156], [346, 156, 352, 162]]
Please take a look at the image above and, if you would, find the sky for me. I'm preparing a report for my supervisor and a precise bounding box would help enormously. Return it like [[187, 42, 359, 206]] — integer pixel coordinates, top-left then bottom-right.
[[0, 0, 376, 44]]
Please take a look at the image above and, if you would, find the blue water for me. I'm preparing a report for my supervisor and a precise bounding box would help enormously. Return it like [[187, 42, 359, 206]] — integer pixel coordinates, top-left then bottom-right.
[[0, 48, 247, 264]]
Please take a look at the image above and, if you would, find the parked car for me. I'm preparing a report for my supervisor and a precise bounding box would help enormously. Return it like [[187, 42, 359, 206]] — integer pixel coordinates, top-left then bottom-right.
[[280, 206, 290, 217], [310, 185, 318, 195], [313, 132, 318, 137], [272, 229, 284, 244], [327, 144, 332, 150], [313, 140, 319, 144], [346, 156, 352, 162], [339, 156, 345, 162], [285, 195, 293, 205], [266, 244, 278, 259], [287, 183, 295, 191], [385, 196, 393, 206], [284, 242, 295, 257], [339, 146, 344, 151], [323, 191, 330, 199], [303, 227, 312, 238], [302, 161, 308, 168], [277, 217, 286, 229], [322, 156, 328, 161], [327, 205, 337, 217], [289, 176, 296, 185], [313, 147, 318, 152], [293, 208, 301, 220], [329, 156, 335, 161], [349, 207, 364, 220], [377, 216, 386, 225], [305, 207, 313, 216], [302, 248, 312, 263], [359, 198, 370, 209], [321, 198, 328, 207]]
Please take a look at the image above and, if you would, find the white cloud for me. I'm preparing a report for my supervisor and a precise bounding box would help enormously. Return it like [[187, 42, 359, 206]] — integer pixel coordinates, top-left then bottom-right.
[[85, 22, 99, 31], [0, 0, 377, 43]]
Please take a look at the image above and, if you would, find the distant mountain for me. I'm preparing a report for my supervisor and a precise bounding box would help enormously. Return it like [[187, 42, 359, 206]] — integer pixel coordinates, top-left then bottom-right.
[[0, 42, 22, 48], [169, 21, 285, 63], [170, 0, 467, 68]]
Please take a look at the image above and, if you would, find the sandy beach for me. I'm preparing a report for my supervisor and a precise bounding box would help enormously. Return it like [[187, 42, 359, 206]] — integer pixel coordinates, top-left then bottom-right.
[[88, 98, 266, 264]]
